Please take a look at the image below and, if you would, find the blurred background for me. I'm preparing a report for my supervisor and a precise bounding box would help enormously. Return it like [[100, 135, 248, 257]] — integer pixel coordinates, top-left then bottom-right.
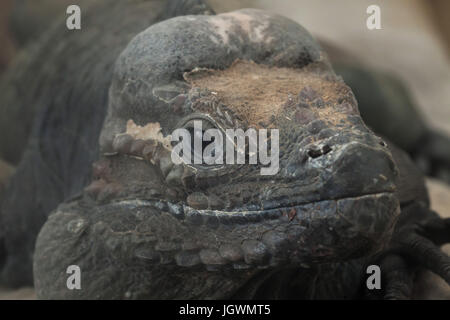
[[0, 0, 449, 299]]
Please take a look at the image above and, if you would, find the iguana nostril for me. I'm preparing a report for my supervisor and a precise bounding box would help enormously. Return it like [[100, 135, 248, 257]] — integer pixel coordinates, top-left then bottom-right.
[[307, 145, 332, 159], [307, 148, 321, 159], [322, 144, 332, 155]]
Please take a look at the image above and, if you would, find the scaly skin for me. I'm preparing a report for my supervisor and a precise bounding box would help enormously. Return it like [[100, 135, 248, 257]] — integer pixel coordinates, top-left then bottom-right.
[[0, 0, 214, 287], [0, 1, 449, 298], [30, 9, 408, 299]]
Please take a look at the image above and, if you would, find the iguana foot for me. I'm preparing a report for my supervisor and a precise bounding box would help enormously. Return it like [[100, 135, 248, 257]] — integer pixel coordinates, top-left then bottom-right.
[[368, 202, 450, 299], [376, 254, 414, 299]]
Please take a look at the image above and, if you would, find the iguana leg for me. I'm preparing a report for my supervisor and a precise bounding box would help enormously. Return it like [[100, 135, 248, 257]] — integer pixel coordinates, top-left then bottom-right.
[[372, 203, 450, 299], [369, 254, 414, 300], [417, 215, 450, 246], [392, 229, 450, 285]]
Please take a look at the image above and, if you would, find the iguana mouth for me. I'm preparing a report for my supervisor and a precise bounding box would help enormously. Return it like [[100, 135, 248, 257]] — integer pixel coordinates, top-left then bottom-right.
[[110, 190, 395, 215], [101, 190, 399, 268]]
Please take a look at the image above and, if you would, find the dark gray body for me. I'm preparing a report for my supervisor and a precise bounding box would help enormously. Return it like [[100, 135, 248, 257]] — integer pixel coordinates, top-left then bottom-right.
[[0, 0, 448, 299], [0, 0, 213, 286]]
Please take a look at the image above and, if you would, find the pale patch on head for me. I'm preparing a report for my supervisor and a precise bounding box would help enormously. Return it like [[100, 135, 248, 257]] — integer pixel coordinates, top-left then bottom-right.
[[123, 119, 172, 149], [185, 60, 350, 128], [208, 15, 233, 44], [208, 11, 273, 45]]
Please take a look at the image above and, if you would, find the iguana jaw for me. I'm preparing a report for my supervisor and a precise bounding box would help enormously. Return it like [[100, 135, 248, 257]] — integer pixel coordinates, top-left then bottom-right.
[[97, 190, 399, 270], [32, 188, 399, 299]]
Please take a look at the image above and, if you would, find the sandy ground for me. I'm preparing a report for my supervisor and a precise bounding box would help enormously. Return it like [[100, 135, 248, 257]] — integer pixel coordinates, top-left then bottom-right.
[[0, 287, 35, 300]]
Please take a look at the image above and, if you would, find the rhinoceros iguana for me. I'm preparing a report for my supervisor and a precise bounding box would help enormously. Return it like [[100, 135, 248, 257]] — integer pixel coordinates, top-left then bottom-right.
[[0, 0, 449, 299]]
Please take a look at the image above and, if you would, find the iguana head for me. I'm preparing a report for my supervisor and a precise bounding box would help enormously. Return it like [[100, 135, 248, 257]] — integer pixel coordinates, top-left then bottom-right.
[[65, 9, 399, 298], [95, 8, 400, 264]]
